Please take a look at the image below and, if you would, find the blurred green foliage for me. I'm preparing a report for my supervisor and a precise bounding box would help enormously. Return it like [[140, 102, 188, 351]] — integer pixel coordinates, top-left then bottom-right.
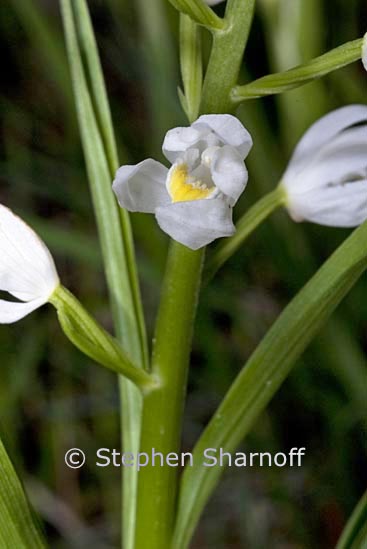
[[0, 0, 366, 547]]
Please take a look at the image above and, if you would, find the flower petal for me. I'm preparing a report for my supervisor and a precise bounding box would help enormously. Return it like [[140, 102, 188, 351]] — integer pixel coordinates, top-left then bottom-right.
[[283, 126, 367, 195], [0, 205, 59, 300], [155, 199, 235, 250], [286, 179, 367, 227], [210, 145, 248, 205], [285, 105, 367, 178], [362, 32, 367, 71], [113, 159, 169, 213], [0, 296, 47, 324], [162, 126, 212, 163], [193, 114, 253, 158]]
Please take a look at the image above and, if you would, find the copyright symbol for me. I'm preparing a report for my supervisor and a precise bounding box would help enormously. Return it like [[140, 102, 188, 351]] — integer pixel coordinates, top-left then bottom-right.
[[65, 448, 86, 469]]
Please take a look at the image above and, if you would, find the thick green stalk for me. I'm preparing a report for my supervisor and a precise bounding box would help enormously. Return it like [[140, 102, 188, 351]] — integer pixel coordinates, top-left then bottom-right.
[[134, 2, 256, 546], [134, 243, 204, 549], [200, 0, 256, 113], [204, 187, 285, 283]]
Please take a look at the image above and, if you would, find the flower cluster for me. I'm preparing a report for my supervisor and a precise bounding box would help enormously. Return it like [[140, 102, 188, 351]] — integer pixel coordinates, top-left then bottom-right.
[[282, 105, 367, 228], [0, 102, 365, 327], [113, 115, 253, 250]]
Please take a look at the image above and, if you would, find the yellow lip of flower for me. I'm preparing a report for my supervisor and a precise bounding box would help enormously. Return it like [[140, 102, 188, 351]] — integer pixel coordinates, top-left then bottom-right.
[[167, 163, 215, 203]]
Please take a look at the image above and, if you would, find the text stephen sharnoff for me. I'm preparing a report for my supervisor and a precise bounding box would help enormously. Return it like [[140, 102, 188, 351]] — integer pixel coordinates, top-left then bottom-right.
[[95, 447, 306, 470]]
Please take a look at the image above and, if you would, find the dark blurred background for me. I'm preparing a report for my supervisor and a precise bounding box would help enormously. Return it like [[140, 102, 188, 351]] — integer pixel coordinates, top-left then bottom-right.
[[0, 0, 366, 547]]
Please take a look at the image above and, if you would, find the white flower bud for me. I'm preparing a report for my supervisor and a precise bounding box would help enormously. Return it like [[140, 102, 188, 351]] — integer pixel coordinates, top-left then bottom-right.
[[282, 105, 367, 228], [362, 32, 367, 71], [0, 205, 59, 323]]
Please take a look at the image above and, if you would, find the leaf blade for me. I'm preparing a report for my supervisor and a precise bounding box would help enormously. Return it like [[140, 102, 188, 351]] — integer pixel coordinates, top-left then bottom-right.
[[174, 220, 367, 548], [0, 437, 46, 549]]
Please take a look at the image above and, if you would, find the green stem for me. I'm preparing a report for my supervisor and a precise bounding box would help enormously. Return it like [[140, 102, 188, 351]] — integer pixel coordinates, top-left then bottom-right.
[[168, 0, 225, 30], [200, 0, 256, 113], [134, 2, 256, 546], [204, 187, 286, 283], [232, 38, 363, 102], [134, 243, 204, 549]]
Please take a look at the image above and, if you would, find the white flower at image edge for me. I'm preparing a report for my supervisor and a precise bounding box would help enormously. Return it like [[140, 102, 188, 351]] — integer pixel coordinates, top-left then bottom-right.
[[281, 104, 367, 227], [362, 32, 367, 71], [113, 115, 253, 250], [0, 205, 59, 323]]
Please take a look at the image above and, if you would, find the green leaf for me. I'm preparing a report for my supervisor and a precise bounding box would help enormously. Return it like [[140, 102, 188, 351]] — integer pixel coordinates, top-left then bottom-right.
[[67, 0, 148, 368], [60, 0, 143, 357], [174, 220, 367, 549], [60, 2, 148, 547], [232, 38, 363, 102], [336, 489, 367, 549], [73, 0, 120, 172], [0, 437, 46, 548]]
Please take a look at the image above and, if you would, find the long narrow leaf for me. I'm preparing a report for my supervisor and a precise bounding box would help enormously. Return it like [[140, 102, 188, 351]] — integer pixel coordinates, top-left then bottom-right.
[[174, 220, 367, 548], [71, 0, 148, 367], [60, 3, 146, 547], [73, 0, 120, 171], [72, 1, 147, 365], [0, 437, 46, 548]]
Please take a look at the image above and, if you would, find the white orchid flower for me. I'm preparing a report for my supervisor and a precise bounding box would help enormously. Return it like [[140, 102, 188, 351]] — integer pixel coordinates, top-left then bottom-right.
[[0, 205, 59, 323], [281, 105, 367, 227], [363, 32, 367, 71], [113, 114, 252, 250]]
